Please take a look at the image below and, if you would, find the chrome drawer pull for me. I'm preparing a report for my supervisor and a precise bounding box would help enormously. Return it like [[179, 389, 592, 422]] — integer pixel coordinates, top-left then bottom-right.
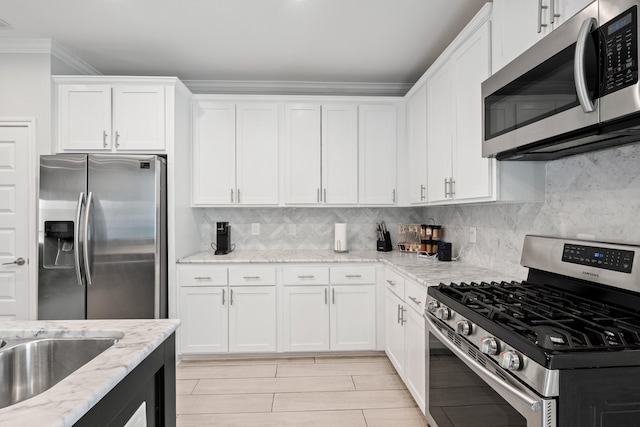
[[345, 274, 362, 278], [298, 275, 315, 279], [408, 296, 422, 306], [243, 276, 261, 280], [386, 279, 396, 286], [194, 276, 212, 280]]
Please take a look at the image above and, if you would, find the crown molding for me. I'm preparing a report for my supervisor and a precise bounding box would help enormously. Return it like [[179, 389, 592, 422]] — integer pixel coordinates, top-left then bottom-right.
[[0, 38, 100, 75], [183, 79, 412, 97], [50, 41, 101, 75]]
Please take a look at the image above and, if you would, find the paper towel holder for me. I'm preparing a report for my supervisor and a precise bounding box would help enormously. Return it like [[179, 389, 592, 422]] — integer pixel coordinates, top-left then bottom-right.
[[334, 223, 349, 253]]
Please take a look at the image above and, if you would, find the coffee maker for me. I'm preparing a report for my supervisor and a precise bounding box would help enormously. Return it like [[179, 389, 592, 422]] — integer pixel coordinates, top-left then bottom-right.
[[214, 222, 233, 255]]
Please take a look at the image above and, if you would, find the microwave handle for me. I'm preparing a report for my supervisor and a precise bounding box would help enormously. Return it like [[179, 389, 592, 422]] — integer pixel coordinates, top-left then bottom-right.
[[574, 17, 598, 113]]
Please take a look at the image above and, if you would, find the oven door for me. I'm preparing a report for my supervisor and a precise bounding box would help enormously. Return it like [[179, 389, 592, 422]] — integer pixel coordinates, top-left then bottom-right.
[[425, 314, 556, 427]]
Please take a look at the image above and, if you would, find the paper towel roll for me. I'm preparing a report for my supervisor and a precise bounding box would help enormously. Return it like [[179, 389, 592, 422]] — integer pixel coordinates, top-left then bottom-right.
[[334, 223, 348, 252]]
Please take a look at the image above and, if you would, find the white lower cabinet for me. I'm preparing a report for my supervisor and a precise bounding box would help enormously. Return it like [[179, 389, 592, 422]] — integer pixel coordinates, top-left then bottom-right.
[[384, 267, 426, 414], [330, 284, 377, 351], [282, 285, 330, 352], [229, 286, 277, 353], [179, 286, 228, 354]]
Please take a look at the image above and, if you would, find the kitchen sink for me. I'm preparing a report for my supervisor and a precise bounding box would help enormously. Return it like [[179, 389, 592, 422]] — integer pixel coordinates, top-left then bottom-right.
[[0, 337, 119, 409]]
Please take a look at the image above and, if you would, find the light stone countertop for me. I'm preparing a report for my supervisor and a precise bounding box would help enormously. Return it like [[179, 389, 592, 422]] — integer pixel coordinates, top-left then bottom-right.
[[178, 249, 525, 286], [0, 319, 180, 427]]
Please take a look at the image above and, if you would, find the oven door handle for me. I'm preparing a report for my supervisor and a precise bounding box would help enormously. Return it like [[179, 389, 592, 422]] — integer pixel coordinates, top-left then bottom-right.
[[425, 313, 543, 413]]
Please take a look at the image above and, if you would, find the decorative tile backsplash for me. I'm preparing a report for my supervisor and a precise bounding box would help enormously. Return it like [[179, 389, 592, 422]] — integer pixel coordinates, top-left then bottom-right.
[[195, 144, 640, 277], [197, 207, 424, 252]]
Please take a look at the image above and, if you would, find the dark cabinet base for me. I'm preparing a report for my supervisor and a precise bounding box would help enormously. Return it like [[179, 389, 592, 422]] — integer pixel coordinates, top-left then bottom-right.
[[74, 333, 176, 427]]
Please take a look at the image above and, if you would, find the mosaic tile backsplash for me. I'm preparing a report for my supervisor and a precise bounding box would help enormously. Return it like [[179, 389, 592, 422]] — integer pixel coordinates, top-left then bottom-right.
[[195, 144, 640, 277]]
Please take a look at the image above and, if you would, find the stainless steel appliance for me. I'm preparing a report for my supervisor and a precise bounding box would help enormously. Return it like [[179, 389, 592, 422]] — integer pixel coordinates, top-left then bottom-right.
[[38, 154, 167, 319], [483, 0, 640, 160], [425, 235, 640, 427]]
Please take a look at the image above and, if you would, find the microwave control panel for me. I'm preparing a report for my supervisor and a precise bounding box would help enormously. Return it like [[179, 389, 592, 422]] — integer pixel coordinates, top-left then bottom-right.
[[602, 6, 638, 96]]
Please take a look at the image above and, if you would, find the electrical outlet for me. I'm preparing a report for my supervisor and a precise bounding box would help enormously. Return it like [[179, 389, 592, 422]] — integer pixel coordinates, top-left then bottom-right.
[[288, 224, 296, 236], [251, 223, 260, 235], [469, 226, 477, 244]]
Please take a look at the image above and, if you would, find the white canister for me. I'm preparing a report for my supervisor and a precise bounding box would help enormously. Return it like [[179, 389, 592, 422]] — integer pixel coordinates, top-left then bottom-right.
[[334, 223, 348, 253]]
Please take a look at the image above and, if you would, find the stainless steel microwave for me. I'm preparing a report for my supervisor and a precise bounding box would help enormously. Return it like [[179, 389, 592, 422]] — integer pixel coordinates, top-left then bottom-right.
[[482, 0, 640, 160]]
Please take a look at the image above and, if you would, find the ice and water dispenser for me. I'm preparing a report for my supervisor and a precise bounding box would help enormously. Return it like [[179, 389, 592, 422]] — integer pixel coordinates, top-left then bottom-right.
[[42, 221, 75, 268]]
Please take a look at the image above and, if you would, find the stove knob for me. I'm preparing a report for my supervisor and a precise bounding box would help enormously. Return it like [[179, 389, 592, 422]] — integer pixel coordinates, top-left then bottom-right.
[[480, 337, 499, 355], [456, 320, 471, 335], [435, 307, 451, 320], [427, 300, 440, 313], [499, 351, 522, 371]]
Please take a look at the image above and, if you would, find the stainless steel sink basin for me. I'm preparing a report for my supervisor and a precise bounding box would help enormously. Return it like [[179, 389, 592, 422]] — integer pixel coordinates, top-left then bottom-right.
[[0, 337, 118, 409]]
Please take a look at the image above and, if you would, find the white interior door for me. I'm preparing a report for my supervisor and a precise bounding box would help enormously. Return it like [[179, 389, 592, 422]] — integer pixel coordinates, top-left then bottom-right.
[[0, 123, 33, 319]]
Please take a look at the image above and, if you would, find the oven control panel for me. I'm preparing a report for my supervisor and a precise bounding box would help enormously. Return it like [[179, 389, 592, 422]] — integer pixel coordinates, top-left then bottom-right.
[[562, 243, 634, 273]]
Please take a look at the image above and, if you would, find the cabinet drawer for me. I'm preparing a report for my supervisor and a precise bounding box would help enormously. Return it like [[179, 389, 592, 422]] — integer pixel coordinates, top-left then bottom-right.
[[283, 266, 329, 285], [228, 266, 277, 286], [404, 279, 427, 314], [330, 265, 376, 285], [384, 268, 405, 299], [179, 266, 227, 287]]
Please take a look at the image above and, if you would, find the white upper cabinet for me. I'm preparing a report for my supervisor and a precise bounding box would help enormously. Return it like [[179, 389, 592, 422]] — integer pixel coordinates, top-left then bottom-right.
[[58, 83, 166, 152], [358, 105, 397, 205], [492, 0, 592, 72], [191, 100, 279, 206], [236, 103, 280, 205], [407, 84, 428, 204], [283, 104, 322, 204], [321, 104, 359, 204], [283, 103, 358, 205], [192, 102, 236, 205]]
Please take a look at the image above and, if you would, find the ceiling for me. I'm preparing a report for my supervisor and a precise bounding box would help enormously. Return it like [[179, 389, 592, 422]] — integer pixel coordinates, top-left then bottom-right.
[[0, 0, 489, 94]]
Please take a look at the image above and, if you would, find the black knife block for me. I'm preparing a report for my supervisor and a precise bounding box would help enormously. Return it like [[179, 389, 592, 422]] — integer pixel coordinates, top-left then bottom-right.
[[377, 231, 393, 252]]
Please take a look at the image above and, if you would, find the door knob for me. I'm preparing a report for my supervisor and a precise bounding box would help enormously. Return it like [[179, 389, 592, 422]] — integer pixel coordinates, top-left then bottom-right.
[[2, 257, 25, 266]]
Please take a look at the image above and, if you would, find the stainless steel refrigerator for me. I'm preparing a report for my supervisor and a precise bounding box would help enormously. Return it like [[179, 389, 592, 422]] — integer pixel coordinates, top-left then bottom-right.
[[38, 154, 167, 319]]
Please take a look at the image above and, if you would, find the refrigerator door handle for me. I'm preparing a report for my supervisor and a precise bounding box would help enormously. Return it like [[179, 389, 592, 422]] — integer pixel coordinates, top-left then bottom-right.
[[83, 192, 94, 286], [74, 192, 85, 286]]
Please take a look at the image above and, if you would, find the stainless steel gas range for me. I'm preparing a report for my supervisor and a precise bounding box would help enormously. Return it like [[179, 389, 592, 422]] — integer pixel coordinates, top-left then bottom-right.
[[424, 235, 640, 427]]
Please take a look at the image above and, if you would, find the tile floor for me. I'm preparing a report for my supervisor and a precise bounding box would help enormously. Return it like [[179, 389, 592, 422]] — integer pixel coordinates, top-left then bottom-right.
[[176, 354, 426, 426]]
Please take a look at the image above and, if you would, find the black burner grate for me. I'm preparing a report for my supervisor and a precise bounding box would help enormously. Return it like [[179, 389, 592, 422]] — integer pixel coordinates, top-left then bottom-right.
[[437, 281, 640, 352]]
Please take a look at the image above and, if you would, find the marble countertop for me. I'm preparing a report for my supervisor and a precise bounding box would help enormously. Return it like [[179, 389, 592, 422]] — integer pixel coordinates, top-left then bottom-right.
[[0, 319, 180, 427], [178, 250, 525, 287]]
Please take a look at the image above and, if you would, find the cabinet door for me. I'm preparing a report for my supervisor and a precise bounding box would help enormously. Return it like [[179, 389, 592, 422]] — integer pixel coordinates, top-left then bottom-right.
[[556, 0, 592, 27], [282, 286, 330, 352], [228, 286, 277, 352], [330, 285, 376, 351], [492, 0, 546, 72], [192, 102, 237, 205], [236, 103, 279, 205], [407, 85, 428, 204], [426, 61, 453, 203], [452, 20, 494, 201], [178, 287, 228, 354], [358, 105, 397, 205], [58, 85, 112, 151], [112, 86, 166, 151], [283, 104, 321, 204], [384, 289, 405, 377], [405, 307, 425, 413], [321, 105, 358, 204]]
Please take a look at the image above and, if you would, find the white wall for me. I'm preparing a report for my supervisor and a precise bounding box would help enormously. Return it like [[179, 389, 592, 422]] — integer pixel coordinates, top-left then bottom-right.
[[0, 52, 52, 154]]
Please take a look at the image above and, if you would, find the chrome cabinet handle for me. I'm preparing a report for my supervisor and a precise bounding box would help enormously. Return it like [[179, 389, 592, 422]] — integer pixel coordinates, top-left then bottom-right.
[[450, 178, 455, 198], [74, 192, 84, 286], [243, 276, 261, 280], [324, 188, 327, 203], [332, 288, 335, 304], [538, 0, 548, 33], [298, 275, 315, 279], [345, 274, 362, 278], [550, 0, 560, 24], [2, 257, 25, 266], [317, 188, 320, 203], [102, 131, 108, 148], [83, 192, 94, 285], [194, 276, 212, 280], [230, 289, 234, 305], [237, 189, 241, 203], [575, 17, 598, 113], [444, 178, 449, 198], [324, 288, 328, 304], [386, 279, 396, 287], [400, 307, 407, 325], [420, 184, 426, 201], [222, 288, 226, 305], [392, 188, 396, 203], [397, 304, 401, 324], [408, 296, 422, 306], [231, 188, 234, 203], [115, 131, 120, 147]]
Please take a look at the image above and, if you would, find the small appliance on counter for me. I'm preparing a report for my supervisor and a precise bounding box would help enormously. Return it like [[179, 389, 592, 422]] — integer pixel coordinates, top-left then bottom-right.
[[334, 223, 348, 253], [376, 221, 392, 252], [213, 222, 235, 255]]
